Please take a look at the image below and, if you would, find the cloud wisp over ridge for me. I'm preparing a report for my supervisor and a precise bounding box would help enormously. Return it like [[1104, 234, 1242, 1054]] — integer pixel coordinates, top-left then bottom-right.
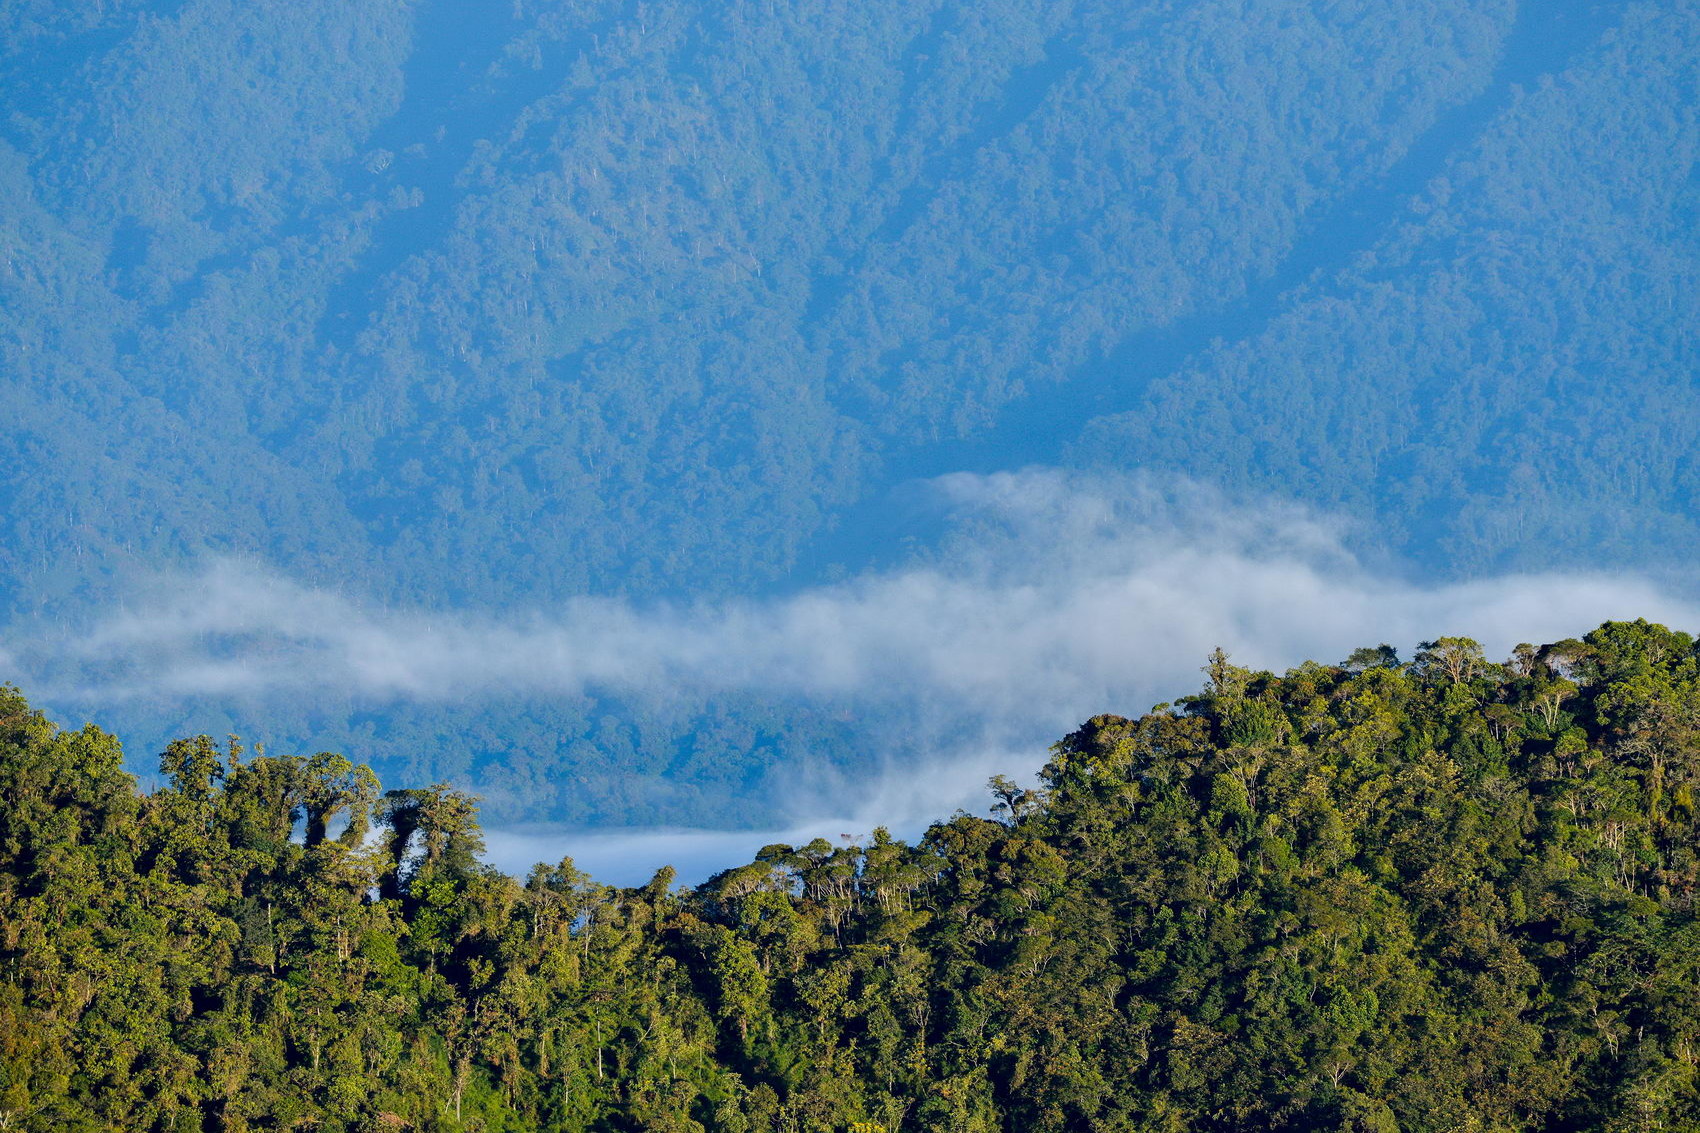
[[15, 469, 1700, 724], [7, 468, 1699, 879]]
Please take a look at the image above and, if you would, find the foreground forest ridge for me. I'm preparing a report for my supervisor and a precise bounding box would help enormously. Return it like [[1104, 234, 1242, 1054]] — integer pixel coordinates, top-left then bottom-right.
[[3, 620, 1699, 1131]]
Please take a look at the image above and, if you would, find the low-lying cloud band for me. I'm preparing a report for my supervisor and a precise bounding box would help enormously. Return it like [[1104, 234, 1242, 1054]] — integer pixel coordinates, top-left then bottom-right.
[[21, 471, 1694, 721], [5, 469, 1697, 878]]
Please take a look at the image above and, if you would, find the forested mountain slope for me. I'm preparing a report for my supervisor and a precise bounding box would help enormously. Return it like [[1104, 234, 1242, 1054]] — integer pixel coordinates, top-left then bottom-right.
[[1071, 4, 1700, 570], [2, 0, 1696, 823], [3, 618, 1698, 1130], [2, 0, 1692, 614]]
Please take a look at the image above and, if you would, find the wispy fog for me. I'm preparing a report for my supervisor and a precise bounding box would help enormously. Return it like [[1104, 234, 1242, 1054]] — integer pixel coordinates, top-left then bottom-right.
[[6, 470, 1696, 881], [19, 471, 1696, 711], [480, 738, 1044, 886]]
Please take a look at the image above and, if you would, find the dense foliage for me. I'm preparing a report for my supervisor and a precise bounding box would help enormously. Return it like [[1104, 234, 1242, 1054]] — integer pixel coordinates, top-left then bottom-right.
[[3, 618, 1699, 1130]]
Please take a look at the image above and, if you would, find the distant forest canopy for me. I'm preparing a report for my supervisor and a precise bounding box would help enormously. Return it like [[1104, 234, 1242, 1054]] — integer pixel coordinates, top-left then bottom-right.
[[1, 0, 1696, 822], [4, 618, 1700, 1130], [2, 0, 1693, 611]]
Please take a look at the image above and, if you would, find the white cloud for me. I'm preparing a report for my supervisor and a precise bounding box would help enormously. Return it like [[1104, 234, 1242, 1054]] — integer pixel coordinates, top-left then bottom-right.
[[9, 469, 1699, 881], [23, 470, 1696, 728]]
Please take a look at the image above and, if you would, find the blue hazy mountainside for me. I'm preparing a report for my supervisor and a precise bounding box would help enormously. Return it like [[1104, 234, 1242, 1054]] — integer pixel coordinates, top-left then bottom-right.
[[0, 0, 1696, 826]]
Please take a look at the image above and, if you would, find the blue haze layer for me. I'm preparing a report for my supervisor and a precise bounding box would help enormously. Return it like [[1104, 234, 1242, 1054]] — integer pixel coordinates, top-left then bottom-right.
[[0, 0, 1695, 828]]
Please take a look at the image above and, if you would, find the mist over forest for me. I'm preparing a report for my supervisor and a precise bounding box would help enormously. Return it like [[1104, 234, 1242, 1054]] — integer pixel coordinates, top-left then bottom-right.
[[5, 2, 1700, 1128], [2, 0, 1697, 831]]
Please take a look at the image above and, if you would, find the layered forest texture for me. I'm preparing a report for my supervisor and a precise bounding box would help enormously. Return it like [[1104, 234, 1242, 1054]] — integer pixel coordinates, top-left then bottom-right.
[[8, 0, 1695, 611], [4, 0, 1696, 819], [0, 0, 1520, 613], [3, 618, 1699, 1131]]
